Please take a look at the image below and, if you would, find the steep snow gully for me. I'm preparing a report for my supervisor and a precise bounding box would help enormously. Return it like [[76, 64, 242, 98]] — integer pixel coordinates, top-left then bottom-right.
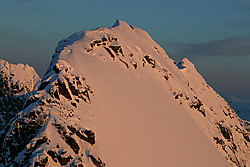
[[0, 20, 249, 167]]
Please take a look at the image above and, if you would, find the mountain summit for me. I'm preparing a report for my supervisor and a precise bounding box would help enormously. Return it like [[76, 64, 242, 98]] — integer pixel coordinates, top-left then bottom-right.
[[0, 20, 249, 167]]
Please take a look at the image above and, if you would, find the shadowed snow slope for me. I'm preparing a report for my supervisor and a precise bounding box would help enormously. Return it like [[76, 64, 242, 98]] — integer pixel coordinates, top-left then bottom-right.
[[1, 20, 249, 167]]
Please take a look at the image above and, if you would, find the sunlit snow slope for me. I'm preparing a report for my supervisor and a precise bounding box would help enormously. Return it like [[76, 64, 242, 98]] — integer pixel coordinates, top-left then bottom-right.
[[1, 20, 249, 167]]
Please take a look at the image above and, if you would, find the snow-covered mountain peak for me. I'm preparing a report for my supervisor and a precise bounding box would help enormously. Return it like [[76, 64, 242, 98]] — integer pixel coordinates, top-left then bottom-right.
[[0, 59, 40, 96], [49, 20, 171, 82], [1, 21, 250, 167], [46, 21, 250, 166], [112, 19, 134, 29]]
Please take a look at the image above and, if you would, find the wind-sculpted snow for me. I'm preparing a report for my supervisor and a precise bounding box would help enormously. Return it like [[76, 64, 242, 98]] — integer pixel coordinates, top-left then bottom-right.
[[0, 20, 249, 167]]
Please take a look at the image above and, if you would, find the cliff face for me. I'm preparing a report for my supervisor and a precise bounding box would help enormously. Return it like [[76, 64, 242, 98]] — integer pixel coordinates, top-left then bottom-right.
[[0, 20, 249, 167]]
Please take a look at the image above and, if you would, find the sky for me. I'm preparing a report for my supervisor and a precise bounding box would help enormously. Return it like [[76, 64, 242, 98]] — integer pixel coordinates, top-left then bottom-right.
[[0, 0, 249, 99]]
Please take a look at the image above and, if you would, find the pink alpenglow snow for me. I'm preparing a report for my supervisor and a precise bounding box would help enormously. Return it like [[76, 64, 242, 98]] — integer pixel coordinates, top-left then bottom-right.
[[0, 20, 249, 167]]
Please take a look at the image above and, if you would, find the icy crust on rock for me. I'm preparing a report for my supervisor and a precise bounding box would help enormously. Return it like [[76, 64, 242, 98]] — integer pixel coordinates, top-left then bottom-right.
[[0, 60, 41, 96], [1, 20, 250, 167]]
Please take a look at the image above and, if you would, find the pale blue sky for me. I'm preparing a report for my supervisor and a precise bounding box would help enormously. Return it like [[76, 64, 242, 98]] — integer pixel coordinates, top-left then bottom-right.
[[0, 0, 249, 98]]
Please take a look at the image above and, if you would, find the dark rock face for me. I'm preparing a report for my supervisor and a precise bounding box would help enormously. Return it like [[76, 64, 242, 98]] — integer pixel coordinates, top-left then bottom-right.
[[144, 55, 155, 68], [218, 124, 232, 141], [38, 81, 50, 91], [68, 125, 96, 145], [55, 80, 72, 100], [190, 98, 206, 117], [88, 155, 106, 167], [47, 150, 73, 165], [104, 47, 115, 59], [214, 137, 226, 151], [54, 123, 80, 154], [57, 154, 73, 166], [243, 132, 250, 142], [34, 156, 48, 167]]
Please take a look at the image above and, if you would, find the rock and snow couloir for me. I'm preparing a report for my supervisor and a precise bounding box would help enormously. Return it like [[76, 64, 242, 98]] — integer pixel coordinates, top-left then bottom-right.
[[0, 20, 249, 167]]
